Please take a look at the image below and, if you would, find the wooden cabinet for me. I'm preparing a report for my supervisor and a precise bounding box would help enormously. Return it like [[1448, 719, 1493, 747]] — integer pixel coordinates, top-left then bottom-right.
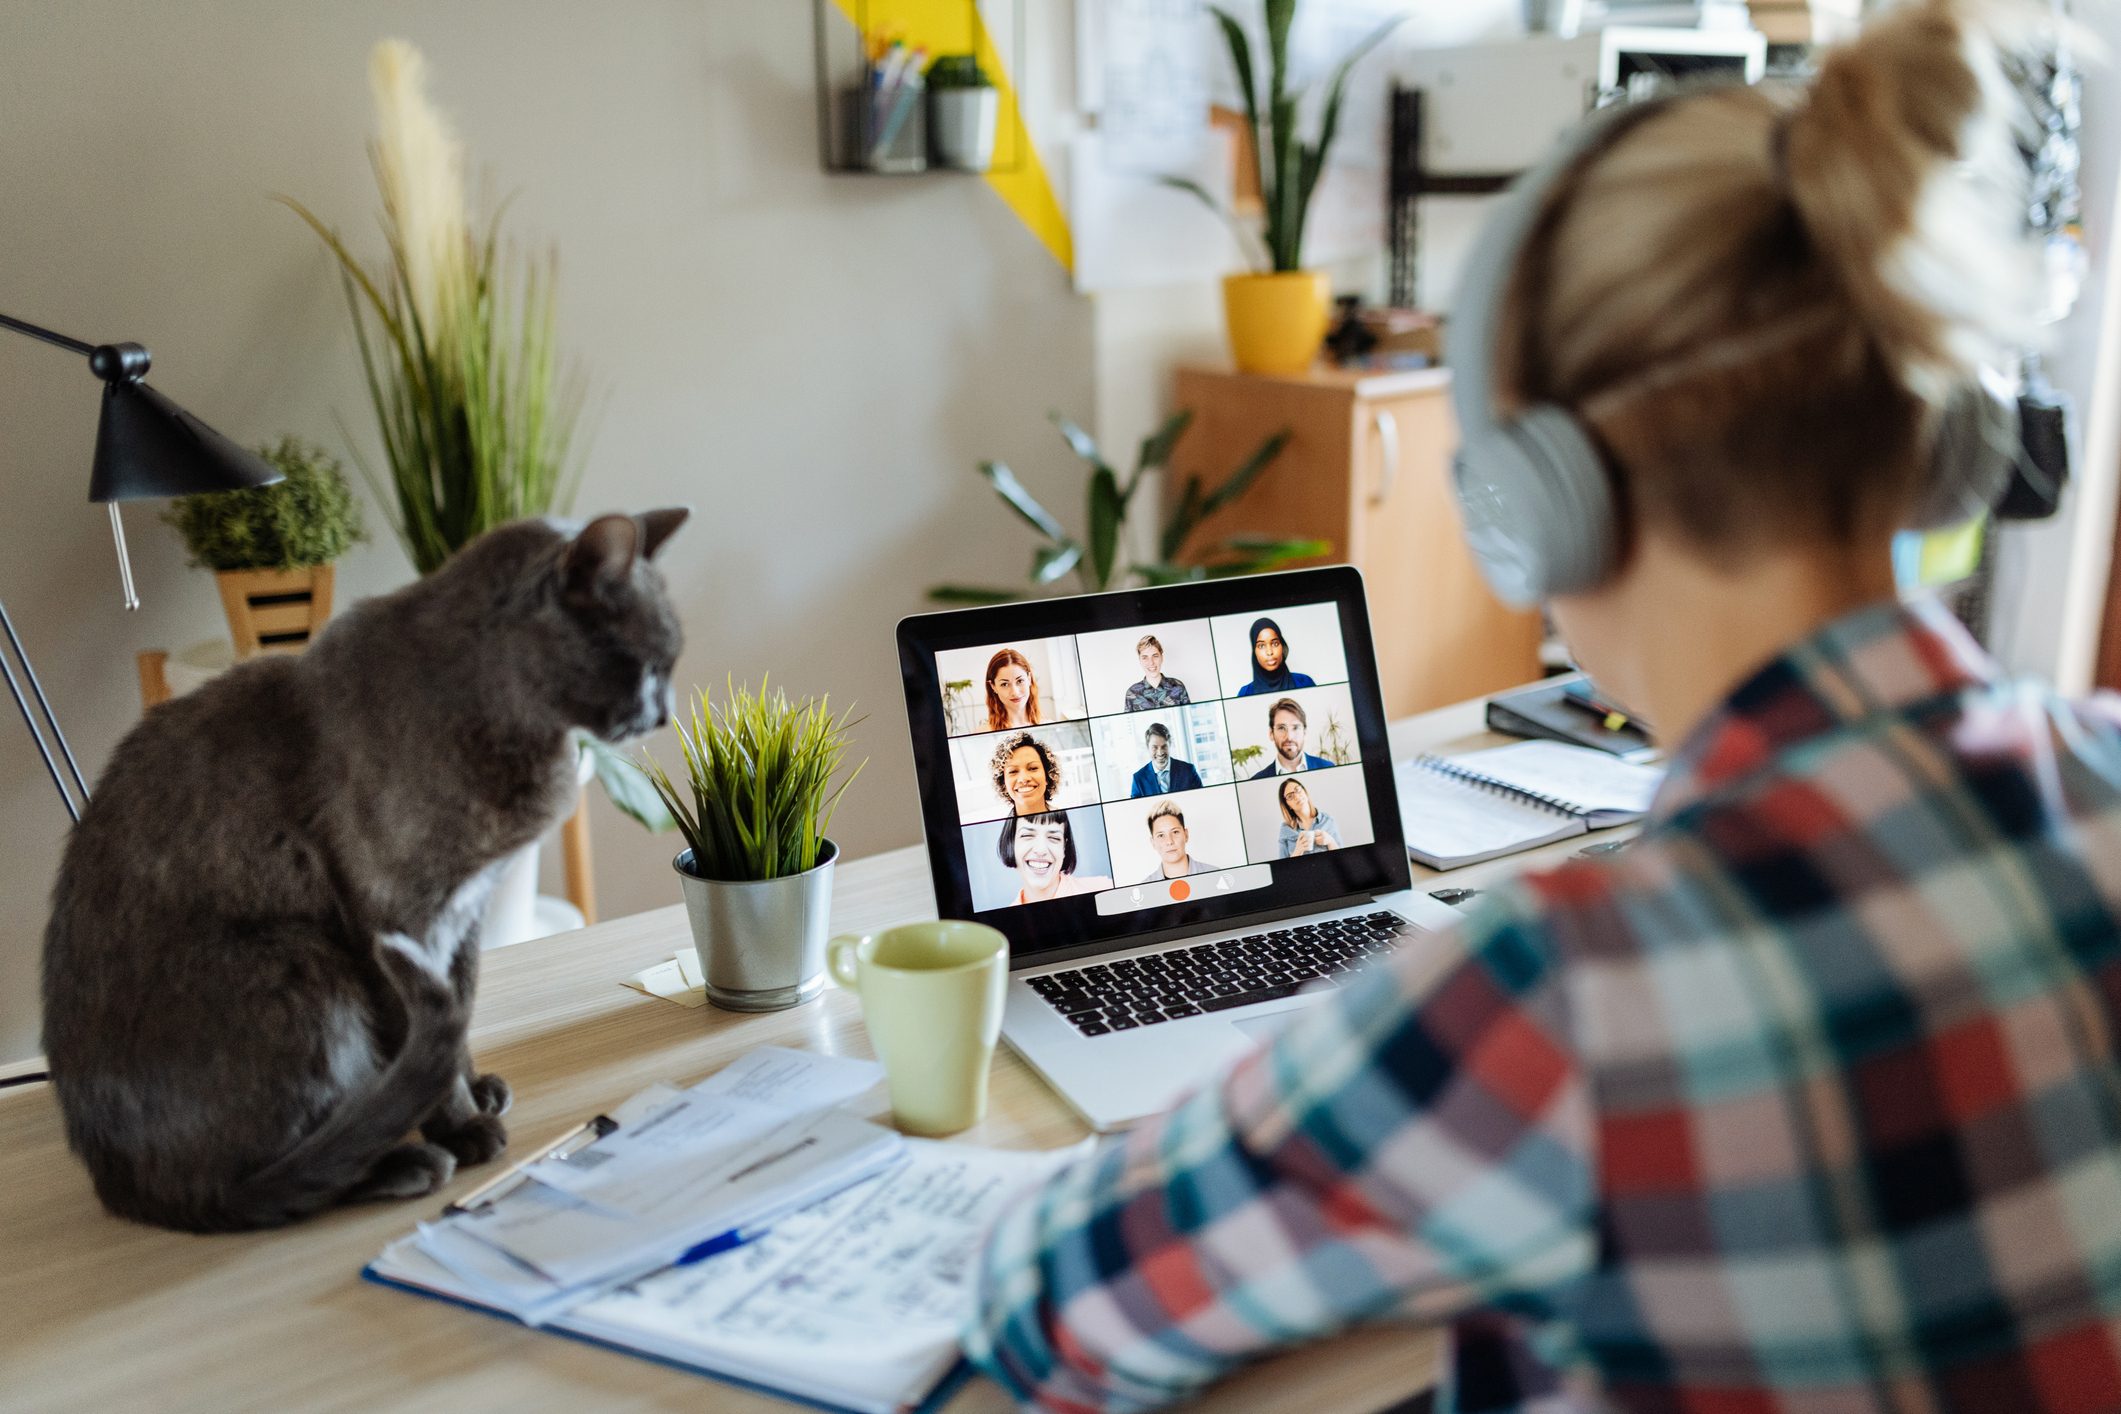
[[1170, 365, 1542, 717]]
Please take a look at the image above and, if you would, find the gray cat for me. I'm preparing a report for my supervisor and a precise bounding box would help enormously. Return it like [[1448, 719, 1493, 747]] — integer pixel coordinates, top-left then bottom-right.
[[42, 509, 687, 1232]]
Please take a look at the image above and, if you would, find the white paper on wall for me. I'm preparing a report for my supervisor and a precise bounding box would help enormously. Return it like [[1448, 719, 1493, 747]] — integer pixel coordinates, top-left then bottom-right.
[[1080, 0, 1213, 175], [1071, 127, 1249, 293]]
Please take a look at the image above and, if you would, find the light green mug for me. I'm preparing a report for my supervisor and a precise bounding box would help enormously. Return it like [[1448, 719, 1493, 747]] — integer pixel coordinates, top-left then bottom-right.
[[827, 920, 1009, 1136]]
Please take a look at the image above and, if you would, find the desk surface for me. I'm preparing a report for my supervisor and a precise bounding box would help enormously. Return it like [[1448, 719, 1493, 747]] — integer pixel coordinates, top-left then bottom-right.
[[0, 697, 1594, 1412]]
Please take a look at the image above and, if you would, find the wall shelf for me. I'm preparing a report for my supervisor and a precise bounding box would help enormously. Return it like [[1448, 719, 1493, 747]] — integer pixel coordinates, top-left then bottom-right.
[[810, 0, 1027, 177]]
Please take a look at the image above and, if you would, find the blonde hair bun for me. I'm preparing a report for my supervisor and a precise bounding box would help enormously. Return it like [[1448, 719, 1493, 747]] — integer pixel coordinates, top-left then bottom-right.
[[1504, 0, 2059, 551], [1782, 0, 2045, 401]]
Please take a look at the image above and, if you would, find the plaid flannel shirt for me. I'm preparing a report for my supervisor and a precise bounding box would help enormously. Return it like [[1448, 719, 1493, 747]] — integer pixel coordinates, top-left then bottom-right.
[[963, 596, 2121, 1411]]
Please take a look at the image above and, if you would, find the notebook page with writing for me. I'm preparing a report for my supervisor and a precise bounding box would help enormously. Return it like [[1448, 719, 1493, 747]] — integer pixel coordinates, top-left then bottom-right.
[[1394, 757, 1585, 870], [1443, 741, 1665, 827], [368, 1138, 1078, 1414]]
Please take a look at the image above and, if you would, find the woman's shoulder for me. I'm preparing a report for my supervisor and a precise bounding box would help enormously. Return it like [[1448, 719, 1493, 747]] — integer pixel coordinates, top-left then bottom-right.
[[1292, 671, 1316, 687], [1235, 683, 1258, 696]]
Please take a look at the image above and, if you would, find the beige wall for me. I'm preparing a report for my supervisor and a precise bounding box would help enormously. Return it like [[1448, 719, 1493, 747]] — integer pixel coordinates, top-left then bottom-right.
[[0, 1, 1093, 1064]]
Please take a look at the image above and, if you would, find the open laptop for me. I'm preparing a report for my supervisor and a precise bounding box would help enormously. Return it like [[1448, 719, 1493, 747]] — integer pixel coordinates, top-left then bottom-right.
[[896, 566, 1460, 1130]]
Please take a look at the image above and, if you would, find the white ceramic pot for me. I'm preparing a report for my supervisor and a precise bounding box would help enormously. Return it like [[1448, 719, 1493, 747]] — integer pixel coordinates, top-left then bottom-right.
[[480, 748, 596, 951], [930, 87, 997, 172]]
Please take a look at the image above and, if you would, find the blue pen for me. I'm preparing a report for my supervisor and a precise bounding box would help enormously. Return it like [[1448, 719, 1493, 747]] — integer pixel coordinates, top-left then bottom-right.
[[677, 1224, 771, 1266]]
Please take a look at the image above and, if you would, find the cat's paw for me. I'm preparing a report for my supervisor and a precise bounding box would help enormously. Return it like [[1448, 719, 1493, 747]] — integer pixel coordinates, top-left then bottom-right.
[[430, 1111, 509, 1168], [469, 1072, 512, 1117], [349, 1141, 457, 1202]]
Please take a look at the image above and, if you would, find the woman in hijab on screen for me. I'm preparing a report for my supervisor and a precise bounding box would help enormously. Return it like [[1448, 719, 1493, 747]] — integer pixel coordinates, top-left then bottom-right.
[[1235, 617, 1316, 696]]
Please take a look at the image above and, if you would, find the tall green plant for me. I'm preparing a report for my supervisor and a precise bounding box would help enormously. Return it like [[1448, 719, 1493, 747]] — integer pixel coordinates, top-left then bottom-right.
[[1168, 2, 1405, 273], [277, 40, 585, 575], [643, 679, 867, 883], [930, 410, 1324, 605]]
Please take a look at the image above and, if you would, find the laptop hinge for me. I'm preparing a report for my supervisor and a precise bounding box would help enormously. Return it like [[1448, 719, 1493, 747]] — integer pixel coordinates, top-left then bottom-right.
[[1006, 892, 1383, 972]]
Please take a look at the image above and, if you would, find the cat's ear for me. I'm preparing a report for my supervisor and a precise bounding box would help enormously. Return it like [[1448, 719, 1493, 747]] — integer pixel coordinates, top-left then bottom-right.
[[637, 507, 690, 561], [561, 514, 640, 602]]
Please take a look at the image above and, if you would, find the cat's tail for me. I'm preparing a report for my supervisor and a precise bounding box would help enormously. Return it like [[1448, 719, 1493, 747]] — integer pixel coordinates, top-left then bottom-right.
[[216, 934, 465, 1230]]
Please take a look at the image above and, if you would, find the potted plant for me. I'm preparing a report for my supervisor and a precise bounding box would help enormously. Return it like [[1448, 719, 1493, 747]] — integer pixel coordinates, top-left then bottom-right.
[[280, 42, 666, 942], [644, 679, 866, 1012], [929, 409, 1327, 603], [1167, 2, 1404, 374], [162, 436, 366, 659], [278, 40, 586, 580], [927, 53, 997, 172]]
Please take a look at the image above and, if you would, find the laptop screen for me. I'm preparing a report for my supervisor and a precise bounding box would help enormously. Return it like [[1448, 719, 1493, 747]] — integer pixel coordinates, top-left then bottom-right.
[[897, 567, 1410, 968]]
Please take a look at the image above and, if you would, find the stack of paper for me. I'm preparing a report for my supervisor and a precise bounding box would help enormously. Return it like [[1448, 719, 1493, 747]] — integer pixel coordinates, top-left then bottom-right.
[[373, 1139, 1074, 1413], [366, 1046, 1085, 1412], [412, 1049, 901, 1323]]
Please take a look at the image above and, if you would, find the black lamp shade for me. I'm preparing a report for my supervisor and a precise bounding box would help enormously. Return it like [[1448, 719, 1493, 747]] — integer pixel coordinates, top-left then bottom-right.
[[88, 379, 280, 503]]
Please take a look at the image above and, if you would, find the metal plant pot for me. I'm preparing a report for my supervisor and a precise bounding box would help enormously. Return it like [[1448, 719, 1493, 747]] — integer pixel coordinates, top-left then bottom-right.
[[673, 840, 839, 1011]]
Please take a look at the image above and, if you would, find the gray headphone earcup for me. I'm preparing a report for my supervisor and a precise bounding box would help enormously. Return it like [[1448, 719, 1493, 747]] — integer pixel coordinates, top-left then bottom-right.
[[1908, 377, 2020, 530], [1455, 405, 1620, 607]]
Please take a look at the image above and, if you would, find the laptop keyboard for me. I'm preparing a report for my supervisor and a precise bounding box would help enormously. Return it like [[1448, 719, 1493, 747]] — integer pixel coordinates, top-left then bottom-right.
[[1025, 911, 1419, 1036]]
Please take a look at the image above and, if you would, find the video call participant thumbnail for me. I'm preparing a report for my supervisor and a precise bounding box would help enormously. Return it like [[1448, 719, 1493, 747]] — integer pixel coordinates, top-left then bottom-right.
[[990, 732, 1062, 816], [997, 811, 1112, 904], [984, 648, 1043, 730], [1235, 617, 1316, 697], [1275, 777, 1341, 857], [1251, 697, 1332, 778], [1129, 721, 1203, 797], [1122, 634, 1190, 711], [1140, 801, 1219, 883]]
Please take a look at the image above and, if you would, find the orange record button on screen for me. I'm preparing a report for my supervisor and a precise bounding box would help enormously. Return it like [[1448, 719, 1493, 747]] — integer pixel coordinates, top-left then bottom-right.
[[1169, 880, 1191, 902]]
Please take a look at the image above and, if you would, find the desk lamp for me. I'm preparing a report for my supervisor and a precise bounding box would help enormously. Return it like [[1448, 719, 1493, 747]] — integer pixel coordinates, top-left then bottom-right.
[[0, 310, 280, 822]]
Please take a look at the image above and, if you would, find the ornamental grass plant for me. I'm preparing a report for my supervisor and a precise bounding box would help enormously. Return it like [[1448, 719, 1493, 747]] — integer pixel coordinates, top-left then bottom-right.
[[278, 39, 585, 576], [644, 679, 867, 883]]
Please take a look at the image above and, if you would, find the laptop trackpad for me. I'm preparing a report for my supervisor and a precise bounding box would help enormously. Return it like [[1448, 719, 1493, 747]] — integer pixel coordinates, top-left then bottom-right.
[[1226, 995, 1321, 1045]]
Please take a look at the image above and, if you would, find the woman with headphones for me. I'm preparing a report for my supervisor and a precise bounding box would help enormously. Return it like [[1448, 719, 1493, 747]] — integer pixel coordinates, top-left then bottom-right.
[[963, 3, 2121, 1409]]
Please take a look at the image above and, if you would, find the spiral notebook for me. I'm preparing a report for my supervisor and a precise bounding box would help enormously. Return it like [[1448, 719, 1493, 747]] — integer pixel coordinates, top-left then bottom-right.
[[1395, 740, 1665, 870]]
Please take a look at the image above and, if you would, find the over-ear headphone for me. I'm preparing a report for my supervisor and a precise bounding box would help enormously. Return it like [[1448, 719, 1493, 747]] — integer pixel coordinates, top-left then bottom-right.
[[1447, 95, 2022, 608]]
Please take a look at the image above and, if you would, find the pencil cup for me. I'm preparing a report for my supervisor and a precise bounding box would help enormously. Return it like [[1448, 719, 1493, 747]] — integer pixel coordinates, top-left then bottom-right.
[[827, 921, 1008, 1136]]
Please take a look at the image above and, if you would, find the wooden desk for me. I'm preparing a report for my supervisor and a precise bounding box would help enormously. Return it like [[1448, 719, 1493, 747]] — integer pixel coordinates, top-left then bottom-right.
[[0, 698, 1580, 1412]]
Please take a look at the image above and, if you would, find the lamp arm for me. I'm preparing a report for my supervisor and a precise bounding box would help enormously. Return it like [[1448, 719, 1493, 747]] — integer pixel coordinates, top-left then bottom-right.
[[0, 313, 119, 821], [0, 598, 87, 822], [0, 311, 97, 359], [0, 312, 151, 383]]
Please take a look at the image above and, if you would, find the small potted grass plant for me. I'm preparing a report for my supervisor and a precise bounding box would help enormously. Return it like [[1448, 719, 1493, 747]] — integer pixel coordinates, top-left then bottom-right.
[[927, 53, 997, 171], [162, 436, 366, 658], [645, 678, 866, 1012]]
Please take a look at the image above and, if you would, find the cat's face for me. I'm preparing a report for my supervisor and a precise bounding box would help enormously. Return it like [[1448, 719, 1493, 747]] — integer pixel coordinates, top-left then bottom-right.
[[550, 510, 688, 743], [436, 511, 688, 744]]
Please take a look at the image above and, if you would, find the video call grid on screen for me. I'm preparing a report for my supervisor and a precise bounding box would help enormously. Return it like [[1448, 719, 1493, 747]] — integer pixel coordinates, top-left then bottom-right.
[[932, 603, 1380, 912]]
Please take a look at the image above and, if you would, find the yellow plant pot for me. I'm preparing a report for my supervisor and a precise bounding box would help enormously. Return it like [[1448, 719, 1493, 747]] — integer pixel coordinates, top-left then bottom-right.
[[1222, 270, 1331, 375]]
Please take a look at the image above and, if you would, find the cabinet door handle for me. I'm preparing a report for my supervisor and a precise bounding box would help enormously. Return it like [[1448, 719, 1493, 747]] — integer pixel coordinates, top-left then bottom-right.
[[1370, 407, 1401, 507]]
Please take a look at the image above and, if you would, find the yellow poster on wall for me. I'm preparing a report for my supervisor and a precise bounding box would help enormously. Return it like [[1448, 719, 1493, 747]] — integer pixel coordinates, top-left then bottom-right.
[[829, 0, 1073, 273]]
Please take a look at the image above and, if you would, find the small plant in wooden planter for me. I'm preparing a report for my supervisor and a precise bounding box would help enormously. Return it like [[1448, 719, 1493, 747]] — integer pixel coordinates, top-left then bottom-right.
[[162, 436, 366, 658]]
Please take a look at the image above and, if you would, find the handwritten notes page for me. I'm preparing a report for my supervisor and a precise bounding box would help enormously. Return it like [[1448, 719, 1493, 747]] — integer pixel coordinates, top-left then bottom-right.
[[374, 1138, 1077, 1414]]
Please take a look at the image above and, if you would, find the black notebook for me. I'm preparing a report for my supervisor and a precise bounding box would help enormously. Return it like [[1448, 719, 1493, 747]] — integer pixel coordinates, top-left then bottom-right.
[[1486, 674, 1659, 763]]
